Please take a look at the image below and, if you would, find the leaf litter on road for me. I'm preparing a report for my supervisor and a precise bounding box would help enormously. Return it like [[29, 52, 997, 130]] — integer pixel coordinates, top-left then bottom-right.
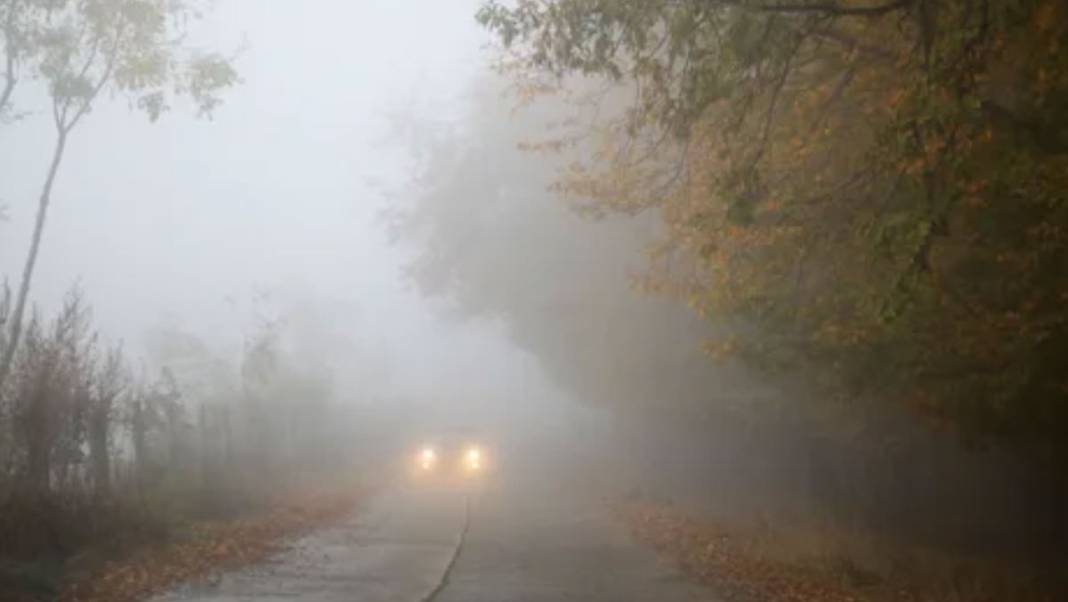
[[57, 484, 372, 602]]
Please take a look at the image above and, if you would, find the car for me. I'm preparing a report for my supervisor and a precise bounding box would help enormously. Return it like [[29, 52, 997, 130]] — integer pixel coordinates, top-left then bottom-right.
[[410, 427, 489, 479]]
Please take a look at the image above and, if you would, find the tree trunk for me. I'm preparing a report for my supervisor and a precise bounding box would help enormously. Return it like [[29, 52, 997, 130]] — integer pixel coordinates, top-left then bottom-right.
[[1, 49, 15, 117], [25, 428, 50, 495], [222, 404, 233, 469], [198, 403, 211, 489], [1047, 451, 1067, 551], [23, 387, 53, 495], [131, 399, 147, 491], [88, 406, 110, 497], [24, 403, 50, 493], [0, 130, 68, 391], [167, 408, 181, 470]]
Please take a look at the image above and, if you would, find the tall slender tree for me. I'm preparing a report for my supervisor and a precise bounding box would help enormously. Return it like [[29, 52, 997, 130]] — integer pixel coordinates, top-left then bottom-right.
[[0, 0, 238, 391]]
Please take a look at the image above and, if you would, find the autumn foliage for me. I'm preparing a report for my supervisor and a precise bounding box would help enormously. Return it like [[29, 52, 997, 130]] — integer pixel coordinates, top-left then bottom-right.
[[467, 0, 1068, 590], [479, 0, 1068, 464]]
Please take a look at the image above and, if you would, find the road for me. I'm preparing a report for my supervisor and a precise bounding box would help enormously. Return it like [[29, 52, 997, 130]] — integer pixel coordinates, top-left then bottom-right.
[[155, 470, 715, 602]]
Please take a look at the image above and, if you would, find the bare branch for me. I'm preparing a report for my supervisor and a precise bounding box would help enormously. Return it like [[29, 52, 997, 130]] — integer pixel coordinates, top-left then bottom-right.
[[0, 0, 21, 117], [746, 0, 914, 17], [749, 32, 803, 169], [64, 26, 124, 133]]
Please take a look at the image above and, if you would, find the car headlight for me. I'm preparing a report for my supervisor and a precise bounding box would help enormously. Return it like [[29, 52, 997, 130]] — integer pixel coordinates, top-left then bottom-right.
[[418, 446, 437, 469], [463, 446, 482, 470]]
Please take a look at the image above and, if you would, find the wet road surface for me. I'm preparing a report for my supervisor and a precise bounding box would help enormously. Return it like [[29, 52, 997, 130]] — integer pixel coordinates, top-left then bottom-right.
[[155, 472, 715, 601]]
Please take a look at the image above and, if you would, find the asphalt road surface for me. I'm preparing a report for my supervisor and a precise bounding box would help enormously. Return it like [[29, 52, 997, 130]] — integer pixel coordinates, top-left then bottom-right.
[[155, 470, 715, 602]]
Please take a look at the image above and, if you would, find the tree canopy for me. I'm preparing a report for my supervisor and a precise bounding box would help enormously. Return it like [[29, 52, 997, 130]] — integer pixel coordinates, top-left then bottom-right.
[[393, 77, 770, 422], [478, 0, 1068, 457]]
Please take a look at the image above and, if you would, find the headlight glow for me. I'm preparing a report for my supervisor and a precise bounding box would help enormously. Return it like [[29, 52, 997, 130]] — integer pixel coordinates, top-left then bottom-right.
[[464, 446, 482, 471], [418, 446, 437, 470]]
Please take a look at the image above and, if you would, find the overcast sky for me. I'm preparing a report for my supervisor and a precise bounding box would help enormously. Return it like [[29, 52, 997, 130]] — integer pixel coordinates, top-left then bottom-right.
[[0, 0, 568, 410]]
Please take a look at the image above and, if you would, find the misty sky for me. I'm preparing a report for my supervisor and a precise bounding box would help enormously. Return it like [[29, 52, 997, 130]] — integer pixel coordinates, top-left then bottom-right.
[[0, 0, 564, 409]]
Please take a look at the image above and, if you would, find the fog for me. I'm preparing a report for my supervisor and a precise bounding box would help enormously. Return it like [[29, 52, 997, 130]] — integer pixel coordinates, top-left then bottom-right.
[[0, 0, 1045, 519], [1, 2, 1064, 598], [0, 0, 550, 409]]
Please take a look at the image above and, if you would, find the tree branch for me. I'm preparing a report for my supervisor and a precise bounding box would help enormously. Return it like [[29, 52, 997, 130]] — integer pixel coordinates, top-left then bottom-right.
[[1, 44, 14, 116], [810, 66, 854, 133], [748, 0, 914, 17], [749, 32, 802, 169], [0, 0, 20, 117], [64, 26, 124, 132]]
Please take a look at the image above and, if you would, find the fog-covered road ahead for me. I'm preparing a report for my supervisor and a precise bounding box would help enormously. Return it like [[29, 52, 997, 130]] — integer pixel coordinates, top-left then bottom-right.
[[155, 472, 715, 602]]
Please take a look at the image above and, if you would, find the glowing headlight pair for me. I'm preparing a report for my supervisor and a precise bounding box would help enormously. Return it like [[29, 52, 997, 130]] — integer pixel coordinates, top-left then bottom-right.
[[415, 445, 484, 472]]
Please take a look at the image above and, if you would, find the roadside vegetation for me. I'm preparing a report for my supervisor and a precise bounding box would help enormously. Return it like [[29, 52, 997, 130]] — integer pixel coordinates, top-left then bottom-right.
[[2, 1, 1065, 600], [475, 0, 1068, 476], [0, 285, 376, 600], [393, 0, 1068, 598], [0, 3, 374, 599]]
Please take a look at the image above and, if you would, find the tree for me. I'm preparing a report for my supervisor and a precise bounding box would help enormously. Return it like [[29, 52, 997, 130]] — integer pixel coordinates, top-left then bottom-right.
[[87, 343, 125, 496], [0, 0, 41, 121], [392, 76, 762, 421], [9, 288, 92, 494], [477, 0, 1068, 457], [1, 0, 22, 118], [0, 0, 239, 391]]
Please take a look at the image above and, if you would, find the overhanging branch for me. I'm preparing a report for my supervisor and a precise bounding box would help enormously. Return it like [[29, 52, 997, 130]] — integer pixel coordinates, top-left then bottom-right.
[[747, 0, 913, 17]]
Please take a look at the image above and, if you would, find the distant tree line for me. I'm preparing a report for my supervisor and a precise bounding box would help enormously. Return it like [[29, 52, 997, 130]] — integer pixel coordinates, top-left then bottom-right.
[[0, 285, 358, 560]]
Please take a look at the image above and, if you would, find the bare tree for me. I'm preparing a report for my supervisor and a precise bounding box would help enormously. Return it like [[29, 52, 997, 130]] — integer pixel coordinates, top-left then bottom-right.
[[87, 344, 125, 497], [10, 289, 90, 494]]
